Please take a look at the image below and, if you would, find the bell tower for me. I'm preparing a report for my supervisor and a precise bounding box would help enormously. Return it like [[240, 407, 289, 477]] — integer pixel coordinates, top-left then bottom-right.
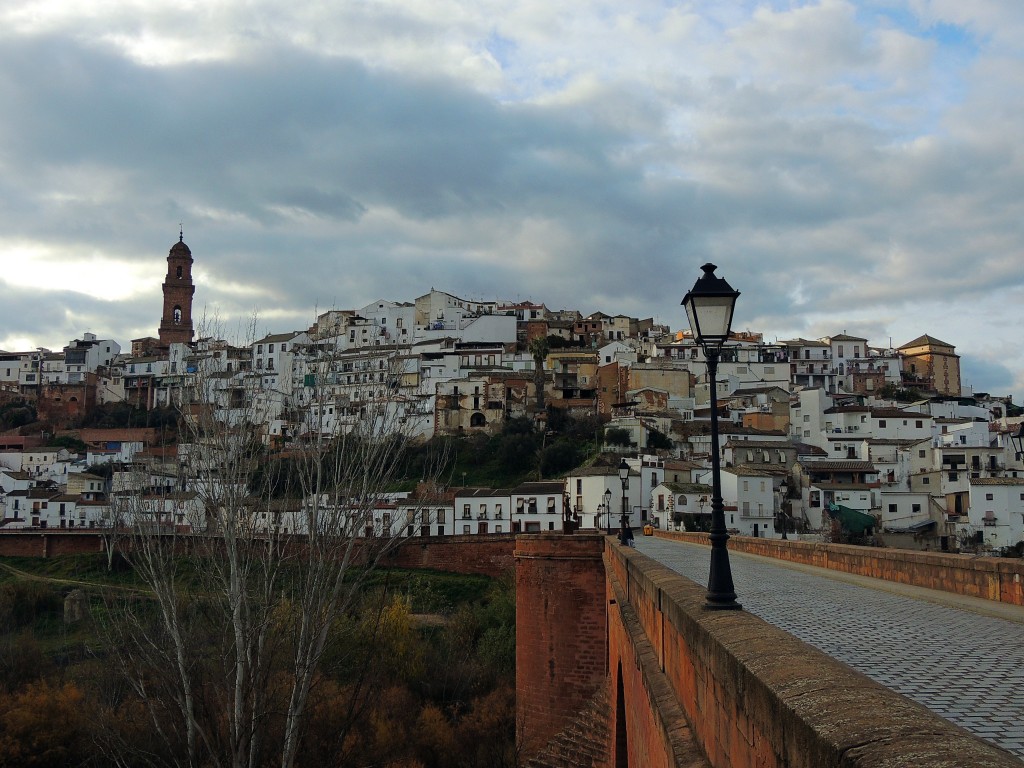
[[158, 229, 196, 345]]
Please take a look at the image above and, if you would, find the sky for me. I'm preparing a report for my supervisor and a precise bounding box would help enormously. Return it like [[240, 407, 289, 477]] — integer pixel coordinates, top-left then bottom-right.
[[1, 1, 1022, 401]]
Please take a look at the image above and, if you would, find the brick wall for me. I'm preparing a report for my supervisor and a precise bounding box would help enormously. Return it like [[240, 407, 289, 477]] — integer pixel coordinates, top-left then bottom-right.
[[656, 529, 1024, 606], [515, 533, 607, 761], [384, 534, 515, 577], [0, 531, 515, 575], [0, 531, 106, 558], [607, 541, 1020, 768]]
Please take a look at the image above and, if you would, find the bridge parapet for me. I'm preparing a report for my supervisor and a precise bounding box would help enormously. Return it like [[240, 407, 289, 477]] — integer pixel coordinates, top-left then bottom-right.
[[656, 530, 1024, 606], [606, 541, 1021, 767]]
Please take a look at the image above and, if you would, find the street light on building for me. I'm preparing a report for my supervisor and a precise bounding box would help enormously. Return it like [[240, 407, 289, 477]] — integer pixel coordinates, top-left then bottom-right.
[[618, 458, 630, 537], [682, 262, 742, 611], [603, 487, 613, 533]]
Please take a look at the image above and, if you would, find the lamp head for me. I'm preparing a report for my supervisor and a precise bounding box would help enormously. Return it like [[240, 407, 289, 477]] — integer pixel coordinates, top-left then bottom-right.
[[681, 263, 740, 351], [1011, 423, 1024, 457]]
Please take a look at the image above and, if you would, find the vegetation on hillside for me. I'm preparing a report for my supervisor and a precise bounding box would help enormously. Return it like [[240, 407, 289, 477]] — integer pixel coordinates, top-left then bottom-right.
[[0, 556, 517, 767]]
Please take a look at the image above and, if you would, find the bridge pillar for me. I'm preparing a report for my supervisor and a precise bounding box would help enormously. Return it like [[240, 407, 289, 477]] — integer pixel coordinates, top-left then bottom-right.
[[515, 533, 607, 759]]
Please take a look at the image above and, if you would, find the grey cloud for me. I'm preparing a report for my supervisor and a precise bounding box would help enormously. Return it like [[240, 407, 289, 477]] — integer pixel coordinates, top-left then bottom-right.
[[0, 26, 1022, 401]]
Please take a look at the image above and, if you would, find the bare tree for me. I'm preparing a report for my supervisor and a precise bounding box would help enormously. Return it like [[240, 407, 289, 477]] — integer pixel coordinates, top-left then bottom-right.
[[98, 318, 448, 768]]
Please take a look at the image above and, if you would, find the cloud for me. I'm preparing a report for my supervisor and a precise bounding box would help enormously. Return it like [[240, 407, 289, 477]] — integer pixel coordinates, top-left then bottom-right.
[[0, 1, 1022, 402]]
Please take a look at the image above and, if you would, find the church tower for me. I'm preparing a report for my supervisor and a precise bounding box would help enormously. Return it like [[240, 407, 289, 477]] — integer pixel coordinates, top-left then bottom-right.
[[158, 230, 196, 345]]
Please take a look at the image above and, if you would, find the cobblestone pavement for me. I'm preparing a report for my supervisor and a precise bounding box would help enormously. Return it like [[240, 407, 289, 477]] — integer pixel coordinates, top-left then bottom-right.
[[635, 536, 1024, 761]]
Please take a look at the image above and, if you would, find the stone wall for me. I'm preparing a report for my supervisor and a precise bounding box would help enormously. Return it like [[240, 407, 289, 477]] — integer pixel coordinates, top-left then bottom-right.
[[656, 529, 1024, 606], [606, 541, 1020, 768]]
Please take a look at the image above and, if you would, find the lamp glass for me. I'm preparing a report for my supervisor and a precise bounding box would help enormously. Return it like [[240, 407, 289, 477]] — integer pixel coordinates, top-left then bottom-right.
[[1012, 424, 1024, 456], [681, 262, 740, 347], [618, 459, 629, 482]]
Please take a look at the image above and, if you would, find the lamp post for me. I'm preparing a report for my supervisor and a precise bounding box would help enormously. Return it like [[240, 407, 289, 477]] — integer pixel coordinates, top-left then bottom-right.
[[779, 479, 789, 540], [603, 488, 613, 533], [618, 458, 630, 538], [1011, 424, 1024, 462], [682, 262, 742, 610]]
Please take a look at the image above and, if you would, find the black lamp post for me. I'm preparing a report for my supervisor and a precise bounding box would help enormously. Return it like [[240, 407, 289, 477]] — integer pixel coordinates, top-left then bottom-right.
[[1011, 424, 1024, 461], [682, 262, 742, 610], [603, 488, 613, 534], [779, 479, 789, 540], [618, 458, 630, 537]]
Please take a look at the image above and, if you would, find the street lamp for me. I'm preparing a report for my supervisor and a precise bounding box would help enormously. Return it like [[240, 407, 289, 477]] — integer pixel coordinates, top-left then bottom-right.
[[779, 479, 789, 540], [1011, 424, 1024, 461], [603, 487, 613, 534], [682, 262, 741, 610], [618, 458, 630, 538]]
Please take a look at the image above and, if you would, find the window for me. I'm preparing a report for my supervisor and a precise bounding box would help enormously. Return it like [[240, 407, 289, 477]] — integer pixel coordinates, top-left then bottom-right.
[[463, 525, 471, 535], [173, 306, 182, 324], [919, 450, 927, 458], [949, 472, 957, 481], [879, 420, 887, 428], [495, 503, 502, 519], [915, 421, 923, 428], [888, 504, 897, 513], [742, 481, 749, 491], [803, 415, 810, 422], [912, 504, 921, 513], [986, 493, 994, 501], [176, 266, 183, 279], [462, 504, 471, 520], [922, 477, 930, 485], [268, 344, 274, 353]]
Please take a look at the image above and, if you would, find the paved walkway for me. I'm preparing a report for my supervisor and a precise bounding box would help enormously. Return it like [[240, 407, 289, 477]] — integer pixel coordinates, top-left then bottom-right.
[[635, 536, 1024, 761]]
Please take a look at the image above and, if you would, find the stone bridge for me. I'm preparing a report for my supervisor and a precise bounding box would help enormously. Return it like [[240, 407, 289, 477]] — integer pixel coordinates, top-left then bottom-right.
[[516, 532, 1024, 768], [2, 529, 1022, 766]]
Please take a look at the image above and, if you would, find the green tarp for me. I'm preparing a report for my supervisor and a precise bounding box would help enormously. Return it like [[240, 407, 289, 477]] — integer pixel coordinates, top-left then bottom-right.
[[826, 503, 876, 534]]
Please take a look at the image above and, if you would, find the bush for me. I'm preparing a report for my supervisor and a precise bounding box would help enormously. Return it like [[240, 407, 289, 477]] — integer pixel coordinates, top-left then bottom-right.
[[604, 427, 631, 447]]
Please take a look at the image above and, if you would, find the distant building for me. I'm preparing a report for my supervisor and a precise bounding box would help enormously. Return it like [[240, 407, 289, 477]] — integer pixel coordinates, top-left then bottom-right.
[[899, 335, 961, 397]]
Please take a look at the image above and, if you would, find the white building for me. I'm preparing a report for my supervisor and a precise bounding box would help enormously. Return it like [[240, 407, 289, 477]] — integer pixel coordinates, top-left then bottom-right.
[[696, 467, 777, 538], [968, 478, 1024, 550], [511, 481, 566, 533]]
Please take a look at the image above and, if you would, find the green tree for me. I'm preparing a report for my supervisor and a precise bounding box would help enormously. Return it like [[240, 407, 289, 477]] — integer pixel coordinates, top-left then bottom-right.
[[604, 427, 631, 447], [646, 427, 672, 451]]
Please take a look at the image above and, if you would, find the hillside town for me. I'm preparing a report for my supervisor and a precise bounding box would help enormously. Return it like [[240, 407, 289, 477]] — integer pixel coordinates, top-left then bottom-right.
[[1, 236, 1022, 553]]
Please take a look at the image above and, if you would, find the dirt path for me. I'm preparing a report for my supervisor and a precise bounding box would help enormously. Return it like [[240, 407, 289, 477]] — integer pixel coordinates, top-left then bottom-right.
[[0, 560, 149, 594]]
